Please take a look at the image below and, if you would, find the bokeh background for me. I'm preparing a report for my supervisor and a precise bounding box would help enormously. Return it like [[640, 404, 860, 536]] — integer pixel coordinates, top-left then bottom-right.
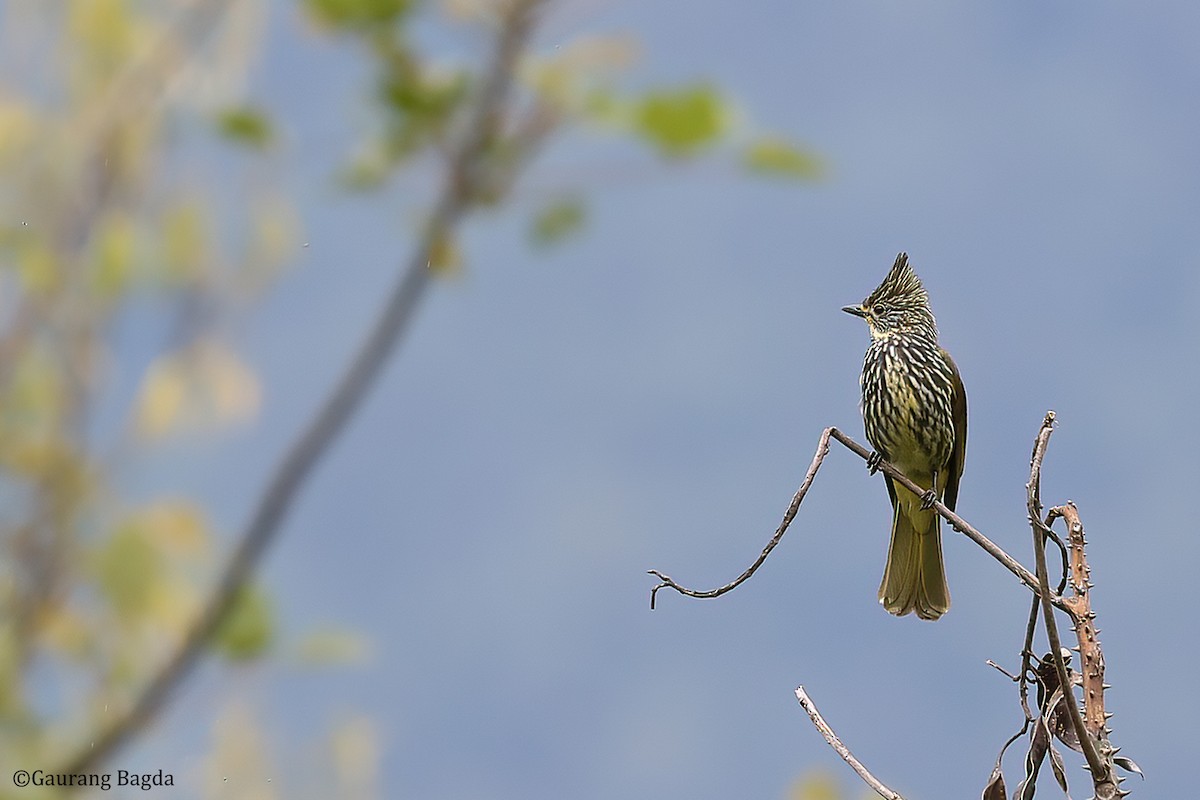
[[2, 1, 1197, 798]]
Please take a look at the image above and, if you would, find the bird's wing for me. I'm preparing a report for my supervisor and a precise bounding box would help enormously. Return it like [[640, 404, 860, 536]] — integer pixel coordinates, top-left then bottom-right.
[[940, 347, 967, 512]]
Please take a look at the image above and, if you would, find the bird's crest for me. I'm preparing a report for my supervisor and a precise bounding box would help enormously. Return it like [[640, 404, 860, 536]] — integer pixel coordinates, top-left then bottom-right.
[[858, 252, 938, 340], [867, 252, 929, 308]]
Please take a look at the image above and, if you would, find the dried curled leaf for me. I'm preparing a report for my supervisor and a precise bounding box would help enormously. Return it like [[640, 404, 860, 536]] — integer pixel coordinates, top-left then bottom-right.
[[982, 727, 1024, 800], [1035, 651, 1082, 753], [1046, 732, 1069, 794], [981, 764, 1007, 800], [1017, 715, 1049, 800]]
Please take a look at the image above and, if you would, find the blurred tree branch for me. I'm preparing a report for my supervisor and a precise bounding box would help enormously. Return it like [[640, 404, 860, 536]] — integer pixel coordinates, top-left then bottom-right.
[[0, 0, 821, 784], [1, 1, 255, 737], [56, 0, 549, 776]]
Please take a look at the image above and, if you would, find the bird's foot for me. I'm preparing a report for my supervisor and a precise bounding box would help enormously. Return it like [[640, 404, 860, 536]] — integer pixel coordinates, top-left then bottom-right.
[[920, 489, 939, 510], [865, 451, 883, 475]]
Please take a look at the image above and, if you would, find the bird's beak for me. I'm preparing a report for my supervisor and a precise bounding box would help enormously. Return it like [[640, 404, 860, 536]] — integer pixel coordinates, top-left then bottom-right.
[[842, 304, 867, 318]]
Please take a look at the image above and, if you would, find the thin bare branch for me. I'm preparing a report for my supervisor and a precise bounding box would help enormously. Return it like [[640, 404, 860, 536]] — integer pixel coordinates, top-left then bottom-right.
[[648, 428, 833, 607], [827, 429, 1058, 603], [986, 660, 1021, 682], [649, 426, 1070, 613], [57, 0, 550, 775], [795, 686, 905, 800], [1018, 594, 1041, 722]]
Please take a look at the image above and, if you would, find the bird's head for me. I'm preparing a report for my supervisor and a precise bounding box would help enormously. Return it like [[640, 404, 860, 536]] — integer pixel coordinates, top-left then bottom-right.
[[842, 252, 939, 341]]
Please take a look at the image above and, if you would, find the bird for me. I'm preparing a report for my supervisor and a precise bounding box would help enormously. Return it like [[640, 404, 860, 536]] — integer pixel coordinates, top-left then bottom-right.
[[842, 253, 967, 621]]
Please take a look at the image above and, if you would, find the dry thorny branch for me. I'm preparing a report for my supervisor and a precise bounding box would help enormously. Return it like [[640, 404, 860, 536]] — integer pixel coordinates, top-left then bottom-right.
[[648, 411, 1141, 799]]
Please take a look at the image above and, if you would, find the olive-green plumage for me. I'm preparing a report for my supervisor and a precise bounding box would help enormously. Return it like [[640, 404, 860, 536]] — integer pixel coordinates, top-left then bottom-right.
[[842, 253, 967, 621]]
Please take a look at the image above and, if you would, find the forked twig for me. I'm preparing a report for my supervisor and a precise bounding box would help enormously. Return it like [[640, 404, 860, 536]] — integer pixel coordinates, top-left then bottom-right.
[[795, 687, 904, 800]]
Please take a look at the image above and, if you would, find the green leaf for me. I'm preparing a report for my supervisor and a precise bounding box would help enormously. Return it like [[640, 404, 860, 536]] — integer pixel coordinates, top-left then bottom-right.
[[293, 627, 373, 666], [214, 585, 274, 661], [581, 88, 627, 126], [377, 65, 469, 161], [634, 85, 728, 157], [306, 0, 411, 30], [743, 136, 823, 180], [427, 231, 462, 276], [161, 202, 208, 281], [215, 107, 274, 150], [531, 197, 585, 247], [91, 211, 137, 296], [788, 772, 843, 800], [338, 143, 392, 191], [379, 70, 466, 119], [95, 525, 161, 621], [16, 239, 61, 294]]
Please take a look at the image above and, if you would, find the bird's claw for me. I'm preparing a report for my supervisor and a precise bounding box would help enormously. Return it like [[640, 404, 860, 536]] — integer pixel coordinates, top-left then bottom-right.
[[865, 451, 883, 475], [920, 489, 938, 510]]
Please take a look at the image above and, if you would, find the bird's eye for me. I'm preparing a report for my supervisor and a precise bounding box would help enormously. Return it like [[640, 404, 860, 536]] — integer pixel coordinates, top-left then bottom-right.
[[874, 303, 890, 316]]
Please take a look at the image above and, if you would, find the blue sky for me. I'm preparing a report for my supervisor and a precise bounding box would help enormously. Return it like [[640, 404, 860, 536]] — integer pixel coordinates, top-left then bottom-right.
[[104, 1, 1200, 797]]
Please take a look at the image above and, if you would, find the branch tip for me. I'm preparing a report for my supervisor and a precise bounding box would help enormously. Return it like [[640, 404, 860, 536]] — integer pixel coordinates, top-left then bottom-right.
[[795, 685, 905, 800]]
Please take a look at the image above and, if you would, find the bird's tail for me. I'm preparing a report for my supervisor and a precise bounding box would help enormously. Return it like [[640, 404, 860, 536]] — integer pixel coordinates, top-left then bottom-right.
[[879, 487, 950, 621]]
